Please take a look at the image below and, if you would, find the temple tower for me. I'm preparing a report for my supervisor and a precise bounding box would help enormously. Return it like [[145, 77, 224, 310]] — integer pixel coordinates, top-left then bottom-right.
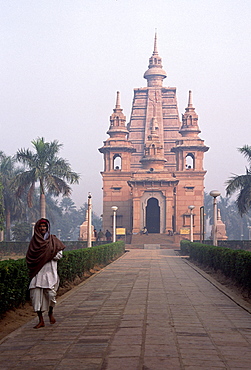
[[171, 90, 209, 234], [99, 92, 135, 233], [99, 35, 209, 240]]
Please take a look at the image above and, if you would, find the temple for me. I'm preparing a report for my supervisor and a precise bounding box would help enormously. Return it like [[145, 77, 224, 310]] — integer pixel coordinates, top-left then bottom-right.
[[99, 34, 209, 241]]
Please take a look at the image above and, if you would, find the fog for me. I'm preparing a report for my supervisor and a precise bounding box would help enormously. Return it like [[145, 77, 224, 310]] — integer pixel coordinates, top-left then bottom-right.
[[1, 0, 250, 215]]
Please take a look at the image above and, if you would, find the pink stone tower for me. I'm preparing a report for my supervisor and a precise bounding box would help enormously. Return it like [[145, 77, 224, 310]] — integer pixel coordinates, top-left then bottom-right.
[[99, 34, 209, 239]]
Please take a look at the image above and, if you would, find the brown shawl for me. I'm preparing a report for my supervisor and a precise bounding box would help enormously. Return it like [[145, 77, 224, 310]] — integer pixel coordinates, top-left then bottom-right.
[[26, 218, 66, 279]]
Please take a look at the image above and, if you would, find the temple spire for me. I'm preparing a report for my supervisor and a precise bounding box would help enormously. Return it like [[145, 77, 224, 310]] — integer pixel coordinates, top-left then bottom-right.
[[153, 30, 158, 55], [188, 90, 193, 107], [179, 90, 200, 137], [115, 91, 121, 109], [143, 33, 167, 87], [106, 91, 128, 139]]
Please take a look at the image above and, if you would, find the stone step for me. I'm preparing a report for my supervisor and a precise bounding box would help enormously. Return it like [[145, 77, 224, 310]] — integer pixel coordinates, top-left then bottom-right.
[[130, 233, 180, 249]]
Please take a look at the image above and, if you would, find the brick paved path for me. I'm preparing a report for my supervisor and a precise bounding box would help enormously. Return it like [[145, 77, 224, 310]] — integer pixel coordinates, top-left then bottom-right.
[[1, 249, 251, 369]]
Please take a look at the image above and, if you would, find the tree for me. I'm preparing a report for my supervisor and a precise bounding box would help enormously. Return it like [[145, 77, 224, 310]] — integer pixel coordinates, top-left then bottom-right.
[[60, 197, 77, 214], [15, 137, 80, 218], [79, 202, 102, 231], [0, 152, 4, 234], [51, 198, 83, 240], [204, 192, 213, 223], [19, 189, 62, 226], [11, 221, 31, 241], [0, 153, 24, 240], [226, 145, 251, 216], [50, 199, 102, 241], [0, 180, 4, 233], [204, 192, 251, 240]]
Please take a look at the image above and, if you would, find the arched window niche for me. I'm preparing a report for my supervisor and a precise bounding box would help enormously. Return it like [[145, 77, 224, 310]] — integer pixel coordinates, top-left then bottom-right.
[[150, 143, 156, 156], [185, 153, 195, 170], [113, 154, 122, 170]]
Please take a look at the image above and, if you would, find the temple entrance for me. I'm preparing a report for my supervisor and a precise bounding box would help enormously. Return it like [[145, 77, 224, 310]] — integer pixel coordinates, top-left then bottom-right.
[[146, 197, 160, 233]]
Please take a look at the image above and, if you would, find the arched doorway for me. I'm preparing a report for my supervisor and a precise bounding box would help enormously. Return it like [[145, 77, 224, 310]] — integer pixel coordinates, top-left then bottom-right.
[[146, 197, 160, 233]]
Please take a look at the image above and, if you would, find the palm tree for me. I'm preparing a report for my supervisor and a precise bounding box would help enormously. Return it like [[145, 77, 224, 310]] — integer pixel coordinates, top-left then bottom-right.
[[22, 189, 62, 225], [226, 145, 251, 215], [0, 153, 24, 240], [0, 181, 4, 234], [15, 137, 80, 218], [0, 152, 5, 234]]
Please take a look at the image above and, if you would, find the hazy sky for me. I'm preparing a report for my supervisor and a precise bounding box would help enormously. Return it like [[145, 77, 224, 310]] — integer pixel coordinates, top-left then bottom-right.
[[1, 0, 250, 215]]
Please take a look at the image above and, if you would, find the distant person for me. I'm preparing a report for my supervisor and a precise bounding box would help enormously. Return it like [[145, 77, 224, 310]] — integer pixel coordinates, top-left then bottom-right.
[[142, 226, 148, 235], [93, 228, 97, 240], [26, 218, 66, 329], [97, 229, 104, 241], [105, 229, 112, 241]]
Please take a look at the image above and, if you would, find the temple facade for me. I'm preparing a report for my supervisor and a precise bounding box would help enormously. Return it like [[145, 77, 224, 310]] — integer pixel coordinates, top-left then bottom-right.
[[99, 35, 209, 239]]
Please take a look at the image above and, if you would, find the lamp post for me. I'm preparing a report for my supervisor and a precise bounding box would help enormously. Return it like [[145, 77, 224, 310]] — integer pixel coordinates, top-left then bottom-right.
[[111, 206, 118, 242], [57, 229, 61, 239], [188, 205, 195, 242], [248, 226, 251, 241], [31, 222, 35, 236], [200, 206, 205, 243], [209, 190, 221, 246], [87, 193, 92, 248]]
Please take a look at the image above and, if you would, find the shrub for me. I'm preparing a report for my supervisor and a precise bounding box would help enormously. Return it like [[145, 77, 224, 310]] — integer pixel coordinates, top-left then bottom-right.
[[0, 241, 125, 316], [58, 241, 125, 285], [181, 240, 251, 293], [0, 259, 30, 316]]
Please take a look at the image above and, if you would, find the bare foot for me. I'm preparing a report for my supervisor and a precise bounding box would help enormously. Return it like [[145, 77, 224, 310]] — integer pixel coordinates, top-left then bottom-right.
[[33, 322, 45, 329], [48, 313, 56, 324]]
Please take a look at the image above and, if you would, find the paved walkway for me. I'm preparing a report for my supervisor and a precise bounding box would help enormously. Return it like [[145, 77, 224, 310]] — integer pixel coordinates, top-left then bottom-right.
[[1, 249, 251, 369]]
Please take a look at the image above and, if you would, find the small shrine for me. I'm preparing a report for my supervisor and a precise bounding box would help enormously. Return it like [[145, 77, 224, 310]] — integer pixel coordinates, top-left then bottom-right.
[[79, 211, 95, 241], [216, 209, 228, 240]]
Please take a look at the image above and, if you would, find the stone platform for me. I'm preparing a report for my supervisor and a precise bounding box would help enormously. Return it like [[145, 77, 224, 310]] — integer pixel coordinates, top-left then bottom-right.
[[1, 249, 251, 369]]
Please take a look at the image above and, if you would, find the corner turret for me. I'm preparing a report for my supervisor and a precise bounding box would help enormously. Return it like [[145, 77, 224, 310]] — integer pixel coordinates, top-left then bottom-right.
[[171, 90, 209, 171], [107, 91, 129, 139], [99, 91, 135, 172], [179, 91, 201, 137]]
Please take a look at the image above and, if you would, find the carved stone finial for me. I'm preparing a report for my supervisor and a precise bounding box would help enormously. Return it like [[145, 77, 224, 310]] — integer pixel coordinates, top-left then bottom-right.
[[153, 30, 158, 55], [188, 90, 193, 107], [143, 32, 167, 87], [115, 91, 121, 109]]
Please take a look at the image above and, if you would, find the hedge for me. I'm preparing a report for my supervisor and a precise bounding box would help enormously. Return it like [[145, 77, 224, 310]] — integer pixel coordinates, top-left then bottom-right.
[[0, 259, 30, 316], [180, 240, 251, 292], [200, 240, 251, 251], [0, 241, 125, 316], [0, 240, 108, 256], [58, 241, 125, 286]]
